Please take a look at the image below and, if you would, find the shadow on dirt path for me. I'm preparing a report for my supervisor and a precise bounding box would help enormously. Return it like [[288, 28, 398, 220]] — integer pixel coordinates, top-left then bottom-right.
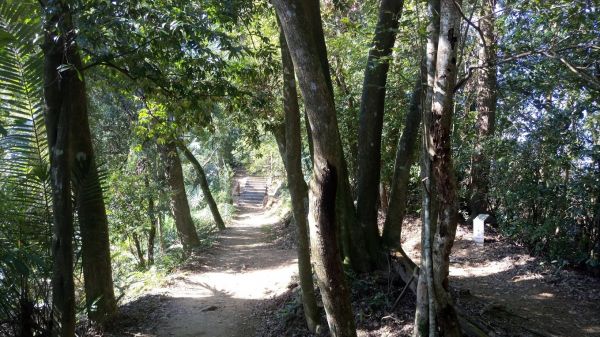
[[108, 202, 297, 337]]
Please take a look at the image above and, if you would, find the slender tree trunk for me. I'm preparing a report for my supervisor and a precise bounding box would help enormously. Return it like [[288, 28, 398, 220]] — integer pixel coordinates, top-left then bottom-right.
[[148, 216, 157, 265], [414, 1, 439, 332], [146, 176, 157, 265], [180, 144, 226, 230], [273, 1, 357, 335], [356, 0, 404, 267], [470, 0, 497, 217], [414, 0, 463, 336], [155, 154, 167, 253], [331, 56, 358, 181], [276, 25, 321, 332], [158, 211, 166, 253], [131, 233, 146, 268], [42, 2, 76, 336], [160, 142, 200, 250], [382, 78, 423, 250]]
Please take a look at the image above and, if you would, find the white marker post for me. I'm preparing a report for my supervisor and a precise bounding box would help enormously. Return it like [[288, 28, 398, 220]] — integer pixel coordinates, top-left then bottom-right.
[[473, 214, 488, 245]]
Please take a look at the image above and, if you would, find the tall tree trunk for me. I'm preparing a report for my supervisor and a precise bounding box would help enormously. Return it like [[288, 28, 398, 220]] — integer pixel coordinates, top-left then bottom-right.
[[180, 144, 226, 230], [414, 0, 463, 336], [276, 25, 321, 333], [414, 1, 440, 333], [160, 142, 200, 250], [382, 78, 423, 250], [146, 176, 157, 265], [72, 100, 117, 324], [69, 51, 116, 327], [42, 0, 117, 322], [273, 1, 358, 336], [303, 0, 370, 272], [469, 0, 497, 217], [356, 0, 404, 267], [42, 2, 76, 336]]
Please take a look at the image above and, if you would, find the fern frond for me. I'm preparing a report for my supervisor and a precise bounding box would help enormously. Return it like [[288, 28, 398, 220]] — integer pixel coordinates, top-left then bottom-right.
[[0, 1, 52, 334]]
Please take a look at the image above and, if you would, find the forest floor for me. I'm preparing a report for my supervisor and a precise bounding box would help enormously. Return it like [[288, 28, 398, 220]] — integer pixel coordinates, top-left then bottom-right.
[[402, 218, 600, 337], [254, 217, 600, 337], [105, 200, 600, 337], [105, 198, 299, 337]]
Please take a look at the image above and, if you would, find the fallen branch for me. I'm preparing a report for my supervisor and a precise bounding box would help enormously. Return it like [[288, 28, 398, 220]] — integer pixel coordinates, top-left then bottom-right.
[[391, 271, 416, 310]]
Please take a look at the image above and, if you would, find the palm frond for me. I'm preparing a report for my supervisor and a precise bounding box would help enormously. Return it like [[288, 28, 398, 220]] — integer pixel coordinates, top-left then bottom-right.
[[0, 1, 53, 335]]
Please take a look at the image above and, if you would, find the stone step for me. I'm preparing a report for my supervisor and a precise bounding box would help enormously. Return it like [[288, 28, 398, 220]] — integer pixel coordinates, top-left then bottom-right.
[[238, 197, 263, 200]]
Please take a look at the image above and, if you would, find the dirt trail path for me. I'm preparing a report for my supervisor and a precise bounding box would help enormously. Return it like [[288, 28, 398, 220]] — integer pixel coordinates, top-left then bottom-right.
[[111, 201, 297, 337]]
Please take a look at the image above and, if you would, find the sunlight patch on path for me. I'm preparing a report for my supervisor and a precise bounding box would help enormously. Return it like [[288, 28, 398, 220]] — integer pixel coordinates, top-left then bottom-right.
[[150, 204, 297, 337]]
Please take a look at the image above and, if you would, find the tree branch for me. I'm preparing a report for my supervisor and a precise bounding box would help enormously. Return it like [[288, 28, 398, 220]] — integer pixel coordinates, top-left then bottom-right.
[[454, 43, 600, 93], [453, 0, 487, 51]]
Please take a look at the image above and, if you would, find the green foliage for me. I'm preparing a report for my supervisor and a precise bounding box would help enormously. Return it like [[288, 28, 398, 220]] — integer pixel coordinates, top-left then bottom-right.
[[449, 0, 600, 266], [0, 0, 53, 334]]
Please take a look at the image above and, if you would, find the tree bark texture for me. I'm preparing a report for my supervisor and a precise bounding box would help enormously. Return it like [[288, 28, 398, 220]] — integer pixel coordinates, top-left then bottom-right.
[[414, 0, 439, 331], [356, 0, 404, 267], [418, 0, 464, 336], [272, 1, 358, 335], [382, 78, 423, 250], [160, 142, 200, 250], [43, 0, 117, 331], [68, 49, 117, 328], [414, 0, 463, 335], [309, 163, 357, 337], [42, 2, 76, 335], [274, 0, 369, 273], [272, 122, 287, 167], [41, 0, 117, 322], [180, 144, 226, 230], [278, 26, 321, 333], [469, 0, 497, 217]]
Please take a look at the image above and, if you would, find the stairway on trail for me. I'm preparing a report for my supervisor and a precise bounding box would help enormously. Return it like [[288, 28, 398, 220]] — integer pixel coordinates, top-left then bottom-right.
[[236, 175, 269, 208]]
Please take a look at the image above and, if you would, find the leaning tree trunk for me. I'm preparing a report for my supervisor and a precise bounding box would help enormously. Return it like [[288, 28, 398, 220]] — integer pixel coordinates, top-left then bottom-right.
[[180, 144, 226, 230], [301, 0, 370, 272], [414, 0, 463, 336], [356, 0, 404, 267], [276, 25, 321, 333], [381, 78, 423, 250], [42, 2, 76, 336], [273, 1, 357, 336], [160, 142, 200, 250], [469, 0, 497, 217]]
